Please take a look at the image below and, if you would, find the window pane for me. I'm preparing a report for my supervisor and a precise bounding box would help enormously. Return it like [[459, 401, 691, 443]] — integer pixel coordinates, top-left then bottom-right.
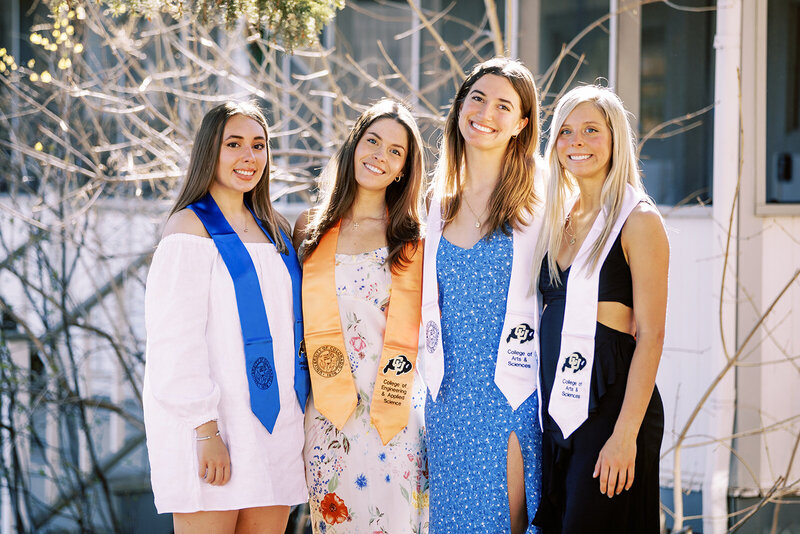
[[334, 1, 415, 102], [419, 0, 505, 112], [766, 0, 800, 203], [538, 0, 610, 107], [639, 1, 715, 206]]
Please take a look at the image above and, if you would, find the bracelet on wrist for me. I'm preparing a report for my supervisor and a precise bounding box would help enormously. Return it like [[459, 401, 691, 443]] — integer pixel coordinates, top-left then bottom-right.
[[195, 430, 220, 441]]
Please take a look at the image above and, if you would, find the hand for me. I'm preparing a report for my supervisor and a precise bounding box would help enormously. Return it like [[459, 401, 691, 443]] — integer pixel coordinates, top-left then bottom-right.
[[593, 430, 636, 498], [195, 423, 231, 486]]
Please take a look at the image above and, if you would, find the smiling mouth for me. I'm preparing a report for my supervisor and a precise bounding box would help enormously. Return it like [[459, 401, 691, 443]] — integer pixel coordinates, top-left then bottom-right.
[[234, 169, 256, 177], [363, 162, 385, 175], [568, 155, 591, 161], [470, 121, 495, 134]]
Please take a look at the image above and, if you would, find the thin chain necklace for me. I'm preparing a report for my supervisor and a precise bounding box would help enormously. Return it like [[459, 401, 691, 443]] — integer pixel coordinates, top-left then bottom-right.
[[349, 213, 386, 229], [565, 206, 602, 246], [462, 195, 486, 229], [232, 213, 248, 233], [565, 214, 576, 245]]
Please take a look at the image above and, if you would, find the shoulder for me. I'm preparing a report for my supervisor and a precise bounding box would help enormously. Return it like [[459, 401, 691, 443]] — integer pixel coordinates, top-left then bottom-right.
[[625, 202, 664, 233], [162, 209, 210, 239], [292, 208, 312, 249], [621, 202, 669, 256]]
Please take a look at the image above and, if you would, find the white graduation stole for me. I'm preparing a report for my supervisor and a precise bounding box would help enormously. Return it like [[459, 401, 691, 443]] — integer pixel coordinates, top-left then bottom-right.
[[548, 184, 643, 439], [420, 189, 544, 410]]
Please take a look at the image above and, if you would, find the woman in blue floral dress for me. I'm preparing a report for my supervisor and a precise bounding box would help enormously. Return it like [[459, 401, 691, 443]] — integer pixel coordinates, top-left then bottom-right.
[[422, 58, 544, 534]]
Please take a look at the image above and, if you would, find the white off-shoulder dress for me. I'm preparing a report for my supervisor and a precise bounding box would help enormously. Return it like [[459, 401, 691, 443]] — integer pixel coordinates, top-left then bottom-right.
[[143, 233, 307, 513]]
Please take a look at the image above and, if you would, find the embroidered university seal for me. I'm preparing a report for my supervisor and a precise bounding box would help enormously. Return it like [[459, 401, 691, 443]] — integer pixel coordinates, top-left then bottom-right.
[[312, 345, 345, 378], [505, 323, 535, 344], [561, 352, 587, 373], [383, 354, 413, 376], [425, 320, 439, 353], [251, 357, 274, 390]]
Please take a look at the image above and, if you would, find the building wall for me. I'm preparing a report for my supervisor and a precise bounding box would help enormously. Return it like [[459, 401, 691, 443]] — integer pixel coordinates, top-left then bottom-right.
[[735, 0, 800, 500]]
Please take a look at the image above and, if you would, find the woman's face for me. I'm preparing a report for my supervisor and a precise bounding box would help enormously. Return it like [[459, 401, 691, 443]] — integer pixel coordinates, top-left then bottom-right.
[[555, 101, 612, 183], [352, 118, 409, 194], [457, 73, 528, 153], [212, 114, 268, 196]]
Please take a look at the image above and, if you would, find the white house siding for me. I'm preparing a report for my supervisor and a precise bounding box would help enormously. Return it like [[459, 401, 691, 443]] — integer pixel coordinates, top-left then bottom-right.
[[658, 208, 717, 492], [734, 213, 800, 495], [755, 218, 800, 488]]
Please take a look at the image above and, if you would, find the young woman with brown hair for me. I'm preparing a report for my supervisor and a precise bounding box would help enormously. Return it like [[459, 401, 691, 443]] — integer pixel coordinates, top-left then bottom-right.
[[294, 99, 429, 533], [421, 57, 545, 533], [143, 101, 309, 533]]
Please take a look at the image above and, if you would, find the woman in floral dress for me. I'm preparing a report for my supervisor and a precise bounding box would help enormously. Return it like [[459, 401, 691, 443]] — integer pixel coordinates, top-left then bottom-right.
[[294, 99, 428, 533]]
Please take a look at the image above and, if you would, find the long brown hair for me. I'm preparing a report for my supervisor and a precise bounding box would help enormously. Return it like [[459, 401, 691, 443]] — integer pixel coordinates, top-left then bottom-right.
[[169, 101, 290, 253], [300, 99, 424, 271], [432, 57, 541, 234]]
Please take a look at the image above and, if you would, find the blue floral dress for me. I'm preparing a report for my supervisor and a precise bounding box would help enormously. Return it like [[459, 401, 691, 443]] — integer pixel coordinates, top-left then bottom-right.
[[304, 247, 429, 534], [425, 231, 542, 533]]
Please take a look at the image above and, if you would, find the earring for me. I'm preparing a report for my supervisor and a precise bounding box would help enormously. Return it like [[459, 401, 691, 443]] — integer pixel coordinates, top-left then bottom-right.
[[394, 174, 403, 183]]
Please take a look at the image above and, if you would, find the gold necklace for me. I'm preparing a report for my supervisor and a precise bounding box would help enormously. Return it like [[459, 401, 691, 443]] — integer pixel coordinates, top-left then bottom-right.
[[350, 214, 386, 229], [565, 214, 576, 246], [462, 195, 486, 229], [231, 214, 248, 233]]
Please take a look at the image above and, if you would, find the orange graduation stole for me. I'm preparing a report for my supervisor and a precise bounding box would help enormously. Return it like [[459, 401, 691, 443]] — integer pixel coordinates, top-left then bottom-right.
[[302, 221, 423, 445]]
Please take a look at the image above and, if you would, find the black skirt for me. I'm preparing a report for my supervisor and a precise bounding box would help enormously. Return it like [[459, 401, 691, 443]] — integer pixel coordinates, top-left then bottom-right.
[[533, 318, 664, 534]]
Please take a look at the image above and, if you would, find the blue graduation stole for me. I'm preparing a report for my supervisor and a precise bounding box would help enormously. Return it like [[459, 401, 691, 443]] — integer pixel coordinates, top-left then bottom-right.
[[188, 193, 310, 433]]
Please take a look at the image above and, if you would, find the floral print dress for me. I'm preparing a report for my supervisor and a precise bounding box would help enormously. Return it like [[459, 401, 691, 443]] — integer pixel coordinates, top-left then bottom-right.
[[304, 247, 429, 534]]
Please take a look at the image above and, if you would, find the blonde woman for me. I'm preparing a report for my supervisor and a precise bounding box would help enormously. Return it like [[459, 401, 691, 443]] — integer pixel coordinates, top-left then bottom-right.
[[421, 57, 544, 534], [531, 85, 668, 533], [294, 99, 428, 533]]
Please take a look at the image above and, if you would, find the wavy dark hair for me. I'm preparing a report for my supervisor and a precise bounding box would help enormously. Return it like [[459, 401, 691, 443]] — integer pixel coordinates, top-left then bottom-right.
[[169, 101, 290, 252], [300, 99, 424, 271], [431, 57, 541, 234]]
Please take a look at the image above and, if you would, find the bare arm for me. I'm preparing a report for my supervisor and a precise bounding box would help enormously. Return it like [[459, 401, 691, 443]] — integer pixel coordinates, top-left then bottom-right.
[[593, 203, 669, 497], [158, 209, 231, 485]]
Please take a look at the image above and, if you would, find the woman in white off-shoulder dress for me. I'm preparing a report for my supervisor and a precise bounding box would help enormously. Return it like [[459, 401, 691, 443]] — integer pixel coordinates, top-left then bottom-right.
[[143, 102, 306, 533]]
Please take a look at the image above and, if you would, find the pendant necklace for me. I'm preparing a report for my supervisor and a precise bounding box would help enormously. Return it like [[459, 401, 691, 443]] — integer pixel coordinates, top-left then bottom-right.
[[565, 214, 576, 246], [234, 214, 249, 233], [462, 195, 486, 229], [349, 213, 386, 229]]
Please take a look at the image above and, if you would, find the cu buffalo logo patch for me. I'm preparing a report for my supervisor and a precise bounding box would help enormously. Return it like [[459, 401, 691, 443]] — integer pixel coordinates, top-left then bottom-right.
[[383, 354, 413, 376], [425, 321, 439, 353], [251, 357, 274, 390], [312, 345, 345, 378], [506, 323, 535, 344], [561, 352, 587, 373]]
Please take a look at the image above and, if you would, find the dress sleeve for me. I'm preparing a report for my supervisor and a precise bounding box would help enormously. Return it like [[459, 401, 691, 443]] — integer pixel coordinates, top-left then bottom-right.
[[144, 234, 221, 428]]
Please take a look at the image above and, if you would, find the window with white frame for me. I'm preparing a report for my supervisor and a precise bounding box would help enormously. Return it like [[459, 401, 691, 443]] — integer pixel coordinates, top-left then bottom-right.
[[533, 0, 715, 207]]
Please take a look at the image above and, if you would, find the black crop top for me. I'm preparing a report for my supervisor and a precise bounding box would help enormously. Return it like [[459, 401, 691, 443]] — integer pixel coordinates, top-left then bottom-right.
[[539, 232, 633, 308]]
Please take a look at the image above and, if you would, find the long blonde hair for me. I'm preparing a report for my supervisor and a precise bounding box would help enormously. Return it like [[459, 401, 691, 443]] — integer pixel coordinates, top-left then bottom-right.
[[533, 85, 646, 288], [300, 99, 425, 272], [169, 101, 290, 252], [431, 57, 541, 234]]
